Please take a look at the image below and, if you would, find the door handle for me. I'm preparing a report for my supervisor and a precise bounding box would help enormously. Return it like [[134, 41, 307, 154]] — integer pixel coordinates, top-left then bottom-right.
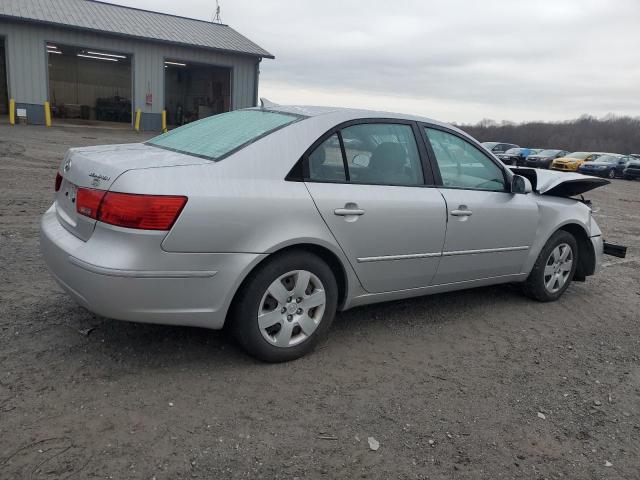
[[450, 208, 473, 217], [334, 208, 365, 216]]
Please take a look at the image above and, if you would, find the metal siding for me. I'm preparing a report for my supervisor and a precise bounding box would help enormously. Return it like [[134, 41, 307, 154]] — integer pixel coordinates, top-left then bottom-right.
[[0, 0, 273, 58], [0, 21, 259, 118]]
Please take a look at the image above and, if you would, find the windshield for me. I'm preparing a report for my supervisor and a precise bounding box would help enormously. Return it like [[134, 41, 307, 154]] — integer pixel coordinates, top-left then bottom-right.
[[482, 142, 499, 149], [504, 148, 521, 154], [537, 149, 561, 156], [147, 110, 300, 160], [565, 152, 589, 159], [596, 155, 621, 164]]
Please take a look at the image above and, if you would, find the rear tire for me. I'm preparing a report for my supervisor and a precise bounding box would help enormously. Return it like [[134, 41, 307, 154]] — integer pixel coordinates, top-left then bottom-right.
[[523, 230, 578, 302], [230, 251, 338, 362]]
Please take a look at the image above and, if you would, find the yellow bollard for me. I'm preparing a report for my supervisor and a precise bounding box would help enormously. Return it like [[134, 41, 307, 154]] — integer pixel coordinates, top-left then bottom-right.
[[134, 108, 141, 131], [44, 101, 52, 127], [161, 110, 167, 133], [9, 99, 15, 125]]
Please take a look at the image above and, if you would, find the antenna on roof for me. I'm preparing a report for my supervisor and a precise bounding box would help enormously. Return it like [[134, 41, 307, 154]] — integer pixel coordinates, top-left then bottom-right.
[[212, 1, 222, 23]]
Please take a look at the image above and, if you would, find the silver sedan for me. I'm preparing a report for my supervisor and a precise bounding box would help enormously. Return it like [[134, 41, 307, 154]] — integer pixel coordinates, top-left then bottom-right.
[[41, 104, 607, 361]]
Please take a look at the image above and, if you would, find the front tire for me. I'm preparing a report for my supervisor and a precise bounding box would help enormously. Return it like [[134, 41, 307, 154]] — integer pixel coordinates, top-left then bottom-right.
[[231, 251, 338, 362], [608, 169, 616, 179], [523, 230, 578, 302]]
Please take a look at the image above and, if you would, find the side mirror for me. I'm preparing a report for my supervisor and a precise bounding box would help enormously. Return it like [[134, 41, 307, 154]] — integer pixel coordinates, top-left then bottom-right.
[[511, 175, 532, 194]]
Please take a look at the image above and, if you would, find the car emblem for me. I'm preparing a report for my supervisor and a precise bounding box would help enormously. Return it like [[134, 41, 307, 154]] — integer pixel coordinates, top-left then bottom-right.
[[64, 158, 72, 172]]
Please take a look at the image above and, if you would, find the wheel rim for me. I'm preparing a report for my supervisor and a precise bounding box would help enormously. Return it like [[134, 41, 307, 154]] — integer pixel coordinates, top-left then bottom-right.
[[257, 270, 326, 348], [544, 243, 573, 293], [608, 169, 615, 178]]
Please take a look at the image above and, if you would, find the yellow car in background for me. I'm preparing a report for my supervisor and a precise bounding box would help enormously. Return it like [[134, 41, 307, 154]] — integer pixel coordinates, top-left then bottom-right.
[[551, 152, 603, 172]]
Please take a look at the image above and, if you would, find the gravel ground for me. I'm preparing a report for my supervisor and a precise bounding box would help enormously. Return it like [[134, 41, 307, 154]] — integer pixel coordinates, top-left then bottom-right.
[[1, 123, 639, 480]]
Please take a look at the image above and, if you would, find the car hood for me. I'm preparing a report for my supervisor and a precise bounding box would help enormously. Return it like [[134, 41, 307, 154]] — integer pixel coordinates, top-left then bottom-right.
[[509, 167, 609, 197], [553, 157, 581, 163], [582, 161, 613, 167]]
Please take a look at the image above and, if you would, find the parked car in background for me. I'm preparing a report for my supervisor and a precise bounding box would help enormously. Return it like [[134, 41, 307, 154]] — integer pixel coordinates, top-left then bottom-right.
[[622, 156, 640, 180], [482, 142, 520, 155], [630, 154, 640, 160], [40, 104, 610, 362], [526, 149, 570, 169], [497, 147, 542, 166], [550, 152, 603, 172], [578, 154, 631, 179]]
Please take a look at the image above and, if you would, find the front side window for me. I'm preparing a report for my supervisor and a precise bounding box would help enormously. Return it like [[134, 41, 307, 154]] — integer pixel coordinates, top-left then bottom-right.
[[340, 123, 423, 186], [425, 128, 506, 192], [148, 110, 299, 160], [307, 134, 347, 182]]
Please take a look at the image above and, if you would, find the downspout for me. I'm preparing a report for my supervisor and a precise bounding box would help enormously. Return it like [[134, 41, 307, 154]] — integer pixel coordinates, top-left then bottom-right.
[[253, 58, 262, 107]]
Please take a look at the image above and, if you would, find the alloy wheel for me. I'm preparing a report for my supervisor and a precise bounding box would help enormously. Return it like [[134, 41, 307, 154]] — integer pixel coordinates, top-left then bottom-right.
[[608, 169, 615, 179], [257, 270, 326, 348], [543, 243, 573, 293]]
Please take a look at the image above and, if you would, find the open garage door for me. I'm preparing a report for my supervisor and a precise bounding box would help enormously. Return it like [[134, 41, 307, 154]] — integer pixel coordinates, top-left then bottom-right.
[[164, 59, 231, 127], [47, 43, 132, 125], [0, 38, 8, 116]]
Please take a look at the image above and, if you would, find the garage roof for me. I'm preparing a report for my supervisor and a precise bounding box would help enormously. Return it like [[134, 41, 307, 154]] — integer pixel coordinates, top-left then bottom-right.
[[0, 0, 274, 59]]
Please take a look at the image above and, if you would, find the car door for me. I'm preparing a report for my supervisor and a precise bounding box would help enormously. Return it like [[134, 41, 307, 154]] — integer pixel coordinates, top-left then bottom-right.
[[617, 156, 632, 175], [422, 126, 539, 285], [303, 121, 447, 293]]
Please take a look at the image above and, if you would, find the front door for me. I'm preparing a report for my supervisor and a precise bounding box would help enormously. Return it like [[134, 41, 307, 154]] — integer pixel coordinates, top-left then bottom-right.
[[304, 123, 447, 293], [423, 126, 538, 285]]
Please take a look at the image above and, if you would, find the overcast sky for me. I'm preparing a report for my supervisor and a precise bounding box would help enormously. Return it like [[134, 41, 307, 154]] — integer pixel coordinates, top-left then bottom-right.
[[108, 0, 640, 124]]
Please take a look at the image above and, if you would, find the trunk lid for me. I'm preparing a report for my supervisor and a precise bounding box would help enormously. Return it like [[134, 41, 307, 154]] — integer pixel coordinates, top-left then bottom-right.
[[55, 143, 209, 241]]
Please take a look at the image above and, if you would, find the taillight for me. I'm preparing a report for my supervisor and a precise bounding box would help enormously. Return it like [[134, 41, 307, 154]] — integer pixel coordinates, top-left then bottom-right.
[[76, 188, 187, 231], [55, 172, 63, 192], [76, 188, 106, 220]]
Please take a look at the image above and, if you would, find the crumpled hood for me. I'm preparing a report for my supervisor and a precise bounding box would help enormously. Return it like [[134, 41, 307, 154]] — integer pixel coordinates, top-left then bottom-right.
[[509, 167, 610, 196]]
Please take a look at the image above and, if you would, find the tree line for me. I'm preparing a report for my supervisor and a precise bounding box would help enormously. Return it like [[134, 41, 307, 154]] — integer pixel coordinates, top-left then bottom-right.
[[456, 115, 640, 154]]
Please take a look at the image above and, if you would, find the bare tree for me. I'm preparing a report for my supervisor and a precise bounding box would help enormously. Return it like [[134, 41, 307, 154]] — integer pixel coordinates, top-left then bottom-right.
[[456, 115, 640, 154]]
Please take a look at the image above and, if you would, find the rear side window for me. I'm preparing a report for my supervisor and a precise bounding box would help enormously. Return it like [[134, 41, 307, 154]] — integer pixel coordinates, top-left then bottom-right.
[[308, 134, 347, 182], [147, 110, 300, 160], [341, 123, 423, 186]]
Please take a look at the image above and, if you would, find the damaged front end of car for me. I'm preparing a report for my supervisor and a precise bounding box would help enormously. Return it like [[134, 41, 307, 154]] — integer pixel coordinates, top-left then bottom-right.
[[509, 167, 627, 260]]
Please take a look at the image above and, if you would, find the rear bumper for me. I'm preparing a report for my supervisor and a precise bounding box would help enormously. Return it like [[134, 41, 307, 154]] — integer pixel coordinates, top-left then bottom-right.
[[40, 205, 265, 329]]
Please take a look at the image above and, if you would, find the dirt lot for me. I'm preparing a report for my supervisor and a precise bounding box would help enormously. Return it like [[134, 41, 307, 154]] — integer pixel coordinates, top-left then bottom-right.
[[1, 123, 639, 479]]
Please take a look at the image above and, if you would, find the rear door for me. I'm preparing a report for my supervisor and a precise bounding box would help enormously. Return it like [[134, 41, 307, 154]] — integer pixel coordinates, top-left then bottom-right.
[[303, 121, 447, 293], [422, 126, 539, 285]]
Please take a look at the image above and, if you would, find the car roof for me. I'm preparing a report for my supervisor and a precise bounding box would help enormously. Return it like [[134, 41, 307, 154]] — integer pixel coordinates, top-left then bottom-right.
[[256, 104, 453, 128]]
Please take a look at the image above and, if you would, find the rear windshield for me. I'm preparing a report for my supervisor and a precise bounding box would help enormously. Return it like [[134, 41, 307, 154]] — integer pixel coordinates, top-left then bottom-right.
[[147, 110, 300, 160]]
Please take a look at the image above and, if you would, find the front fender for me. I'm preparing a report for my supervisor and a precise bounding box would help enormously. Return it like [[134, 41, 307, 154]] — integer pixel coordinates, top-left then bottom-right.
[[522, 195, 594, 274]]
